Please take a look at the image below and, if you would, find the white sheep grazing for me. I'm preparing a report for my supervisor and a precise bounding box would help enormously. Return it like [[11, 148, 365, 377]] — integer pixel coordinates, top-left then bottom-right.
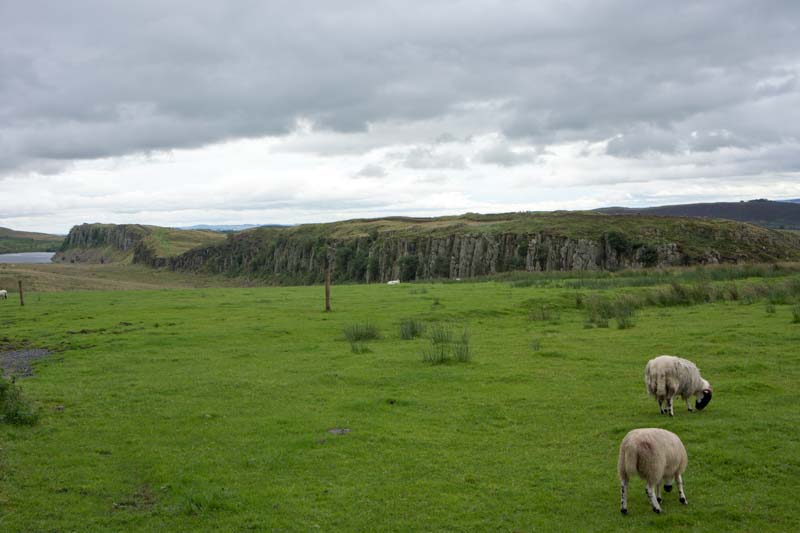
[[0, 289, 7, 300], [645, 355, 712, 416], [387, 280, 400, 285], [618, 428, 688, 514]]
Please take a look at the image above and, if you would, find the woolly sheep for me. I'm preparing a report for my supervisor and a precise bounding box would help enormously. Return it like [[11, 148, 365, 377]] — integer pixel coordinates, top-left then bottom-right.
[[618, 428, 688, 514], [0, 289, 7, 300], [645, 355, 712, 416]]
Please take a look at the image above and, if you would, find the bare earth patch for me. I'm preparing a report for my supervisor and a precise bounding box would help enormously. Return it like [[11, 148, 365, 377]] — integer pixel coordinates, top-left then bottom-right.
[[0, 348, 51, 378]]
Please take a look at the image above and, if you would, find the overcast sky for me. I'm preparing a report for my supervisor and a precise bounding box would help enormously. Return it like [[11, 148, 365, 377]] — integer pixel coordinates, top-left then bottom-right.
[[2, 1, 799, 233]]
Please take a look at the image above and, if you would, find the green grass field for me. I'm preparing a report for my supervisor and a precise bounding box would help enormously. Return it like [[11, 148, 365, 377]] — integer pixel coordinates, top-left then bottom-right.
[[1, 270, 799, 530]]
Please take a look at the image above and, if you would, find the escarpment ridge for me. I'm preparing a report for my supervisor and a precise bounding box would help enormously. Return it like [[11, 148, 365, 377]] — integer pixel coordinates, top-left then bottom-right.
[[161, 212, 800, 283]]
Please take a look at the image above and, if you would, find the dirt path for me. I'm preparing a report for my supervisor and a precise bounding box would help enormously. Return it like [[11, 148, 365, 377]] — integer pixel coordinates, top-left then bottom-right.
[[0, 348, 51, 378]]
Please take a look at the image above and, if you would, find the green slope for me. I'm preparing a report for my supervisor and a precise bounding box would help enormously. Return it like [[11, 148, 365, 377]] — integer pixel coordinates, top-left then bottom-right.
[[0, 227, 63, 254]]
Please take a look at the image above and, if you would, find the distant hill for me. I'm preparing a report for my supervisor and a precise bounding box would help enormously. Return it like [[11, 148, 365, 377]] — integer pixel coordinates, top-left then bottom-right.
[[595, 199, 800, 229], [0, 227, 64, 254], [179, 224, 289, 232], [55, 223, 226, 264], [783, 198, 800, 204]]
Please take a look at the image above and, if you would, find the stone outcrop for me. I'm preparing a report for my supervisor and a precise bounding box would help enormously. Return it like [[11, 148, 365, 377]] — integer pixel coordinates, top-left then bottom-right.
[[54, 215, 800, 283], [167, 222, 800, 283]]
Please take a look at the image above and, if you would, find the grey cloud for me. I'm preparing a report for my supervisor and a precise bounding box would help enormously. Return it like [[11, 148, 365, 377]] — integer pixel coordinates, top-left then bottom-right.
[[397, 146, 466, 170], [2, 1, 800, 176], [477, 141, 538, 167], [354, 163, 388, 179], [606, 126, 681, 157]]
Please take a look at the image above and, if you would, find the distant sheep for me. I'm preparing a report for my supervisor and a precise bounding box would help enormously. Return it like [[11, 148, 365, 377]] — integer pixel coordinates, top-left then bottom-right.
[[645, 355, 712, 416], [618, 428, 688, 514], [0, 289, 7, 300], [387, 280, 400, 285]]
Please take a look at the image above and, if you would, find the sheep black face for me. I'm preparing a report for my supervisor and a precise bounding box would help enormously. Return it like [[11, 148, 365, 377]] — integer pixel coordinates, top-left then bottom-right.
[[695, 389, 712, 410]]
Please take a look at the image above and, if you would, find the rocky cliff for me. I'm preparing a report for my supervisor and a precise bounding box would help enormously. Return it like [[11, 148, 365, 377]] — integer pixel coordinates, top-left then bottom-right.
[[166, 213, 800, 283], [54, 223, 225, 264]]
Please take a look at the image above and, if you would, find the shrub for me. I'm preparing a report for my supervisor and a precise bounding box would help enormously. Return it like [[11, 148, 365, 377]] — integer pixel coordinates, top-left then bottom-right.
[[399, 255, 420, 282], [343, 322, 381, 342], [575, 292, 584, 309], [613, 296, 638, 329], [585, 295, 614, 326], [399, 319, 425, 340], [0, 376, 39, 425]]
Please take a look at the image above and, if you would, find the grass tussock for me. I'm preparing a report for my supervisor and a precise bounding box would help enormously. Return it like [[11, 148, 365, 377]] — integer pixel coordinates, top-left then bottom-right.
[[583, 276, 800, 327], [505, 263, 800, 290], [349, 342, 372, 354], [792, 305, 800, 324], [523, 300, 560, 322], [422, 325, 471, 364], [0, 376, 39, 425], [399, 319, 426, 340], [343, 322, 381, 342]]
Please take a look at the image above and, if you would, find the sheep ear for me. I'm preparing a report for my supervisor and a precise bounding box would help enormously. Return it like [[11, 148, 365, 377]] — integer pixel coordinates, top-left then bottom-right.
[[695, 390, 712, 410]]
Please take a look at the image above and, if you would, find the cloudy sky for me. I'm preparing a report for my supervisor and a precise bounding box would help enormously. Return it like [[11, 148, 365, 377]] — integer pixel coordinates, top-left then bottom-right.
[[2, 1, 799, 233]]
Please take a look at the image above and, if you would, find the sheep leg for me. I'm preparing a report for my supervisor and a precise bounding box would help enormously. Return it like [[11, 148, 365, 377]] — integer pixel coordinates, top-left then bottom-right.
[[656, 484, 662, 504], [658, 398, 665, 414], [685, 397, 693, 412], [677, 474, 687, 505], [666, 396, 674, 417], [620, 478, 628, 514], [645, 484, 662, 513]]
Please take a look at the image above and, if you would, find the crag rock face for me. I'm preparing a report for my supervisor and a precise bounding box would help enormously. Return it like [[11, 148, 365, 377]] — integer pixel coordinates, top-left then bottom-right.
[[54, 215, 800, 282], [53, 224, 149, 264], [167, 226, 796, 283]]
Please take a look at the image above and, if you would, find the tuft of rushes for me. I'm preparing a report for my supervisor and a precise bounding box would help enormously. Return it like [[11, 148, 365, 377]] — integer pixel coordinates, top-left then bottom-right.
[[422, 325, 472, 364], [399, 319, 425, 340], [453, 329, 471, 362], [343, 322, 381, 342], [429, 324, 453, 345]]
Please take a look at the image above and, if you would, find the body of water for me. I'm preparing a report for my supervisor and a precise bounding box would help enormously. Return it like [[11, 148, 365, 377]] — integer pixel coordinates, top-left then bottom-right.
[[0, 252, 55, 264]]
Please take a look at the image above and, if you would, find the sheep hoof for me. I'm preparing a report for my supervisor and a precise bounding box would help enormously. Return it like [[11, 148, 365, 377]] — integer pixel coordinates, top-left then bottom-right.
[[680, 497, 688, 505], [621, 508, 628, 515], [652, 507, 661, 514], [664, 484, 673, 493], [657, 497, 662, 503]]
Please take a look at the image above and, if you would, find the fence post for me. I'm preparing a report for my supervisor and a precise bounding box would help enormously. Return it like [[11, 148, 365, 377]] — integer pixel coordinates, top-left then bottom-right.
[[325, 268, 331, 312], [18, 280, 24, 307]]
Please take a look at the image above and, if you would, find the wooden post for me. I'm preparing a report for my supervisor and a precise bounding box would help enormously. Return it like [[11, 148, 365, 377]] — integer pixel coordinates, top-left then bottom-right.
[[18, 280, 24, 307], [324, 267, 331, 312]]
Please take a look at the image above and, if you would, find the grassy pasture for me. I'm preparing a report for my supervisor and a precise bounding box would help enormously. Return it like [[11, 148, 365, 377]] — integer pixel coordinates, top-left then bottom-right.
[[1, 273, 800, 530]]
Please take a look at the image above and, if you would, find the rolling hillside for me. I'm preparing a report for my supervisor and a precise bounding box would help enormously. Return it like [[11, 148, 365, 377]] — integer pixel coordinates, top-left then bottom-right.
[[0, 227, 63, 254], [595, 199, 800, 229]]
